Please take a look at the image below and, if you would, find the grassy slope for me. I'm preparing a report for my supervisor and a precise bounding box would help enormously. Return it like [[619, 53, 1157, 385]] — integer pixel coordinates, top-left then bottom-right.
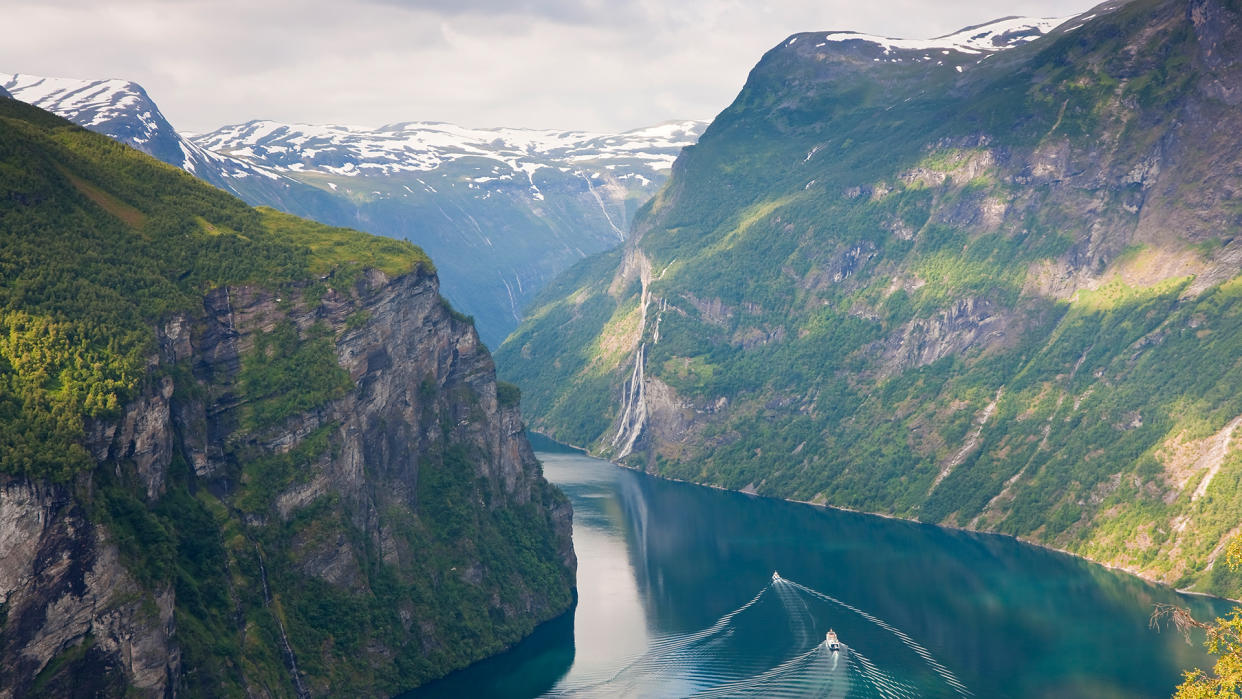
[[498, 0, 1242, 596]]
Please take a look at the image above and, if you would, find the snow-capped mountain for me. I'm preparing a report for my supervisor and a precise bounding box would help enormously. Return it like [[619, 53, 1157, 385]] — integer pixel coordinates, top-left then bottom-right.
[[807, 15, 1070, 54], [4, 69, 705, 346], [195, 119, 703, 181], [0, 73, 285, 190], [192, 119, 705, 344], [780, 14, 1090, 70]]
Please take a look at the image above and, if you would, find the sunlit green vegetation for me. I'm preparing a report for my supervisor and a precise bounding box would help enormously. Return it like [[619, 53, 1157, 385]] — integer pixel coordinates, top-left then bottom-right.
[[239, 322, 352, 430], [0, 98, 427, 481], [258, 208, 431, 282]]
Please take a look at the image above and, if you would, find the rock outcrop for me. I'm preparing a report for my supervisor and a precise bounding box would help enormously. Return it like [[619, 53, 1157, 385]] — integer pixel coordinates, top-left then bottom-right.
[[1, 266, 574, 697]]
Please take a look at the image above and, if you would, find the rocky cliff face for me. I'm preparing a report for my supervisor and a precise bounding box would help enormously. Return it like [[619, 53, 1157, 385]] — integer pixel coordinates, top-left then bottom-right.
[[0, 481, 178, 698], [1, 266, 574, 697]]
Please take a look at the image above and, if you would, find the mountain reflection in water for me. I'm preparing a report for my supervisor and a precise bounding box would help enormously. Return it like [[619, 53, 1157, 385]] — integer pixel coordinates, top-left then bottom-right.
[[407, 452, 1234, 698]]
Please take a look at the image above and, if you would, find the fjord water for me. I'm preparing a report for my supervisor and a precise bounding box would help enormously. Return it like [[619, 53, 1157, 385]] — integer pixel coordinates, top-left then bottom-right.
[[409, 452, 1234, 698]]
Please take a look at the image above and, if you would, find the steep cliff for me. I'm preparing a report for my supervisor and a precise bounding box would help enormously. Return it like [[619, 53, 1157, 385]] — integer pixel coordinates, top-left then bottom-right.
[[0, 97, 574, 696], [499, 0, 1242, 596]]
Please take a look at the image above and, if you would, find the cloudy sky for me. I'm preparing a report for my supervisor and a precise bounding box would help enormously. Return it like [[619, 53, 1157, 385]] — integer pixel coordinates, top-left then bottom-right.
[[3, 0, 1101, 133]]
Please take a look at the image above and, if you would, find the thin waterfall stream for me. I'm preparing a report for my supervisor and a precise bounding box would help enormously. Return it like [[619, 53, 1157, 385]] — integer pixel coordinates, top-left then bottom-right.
[[255, 544, 310, 699]]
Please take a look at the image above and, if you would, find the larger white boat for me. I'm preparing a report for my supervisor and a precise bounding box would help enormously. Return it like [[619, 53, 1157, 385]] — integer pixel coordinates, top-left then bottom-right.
[[825, 630, 841, 652]]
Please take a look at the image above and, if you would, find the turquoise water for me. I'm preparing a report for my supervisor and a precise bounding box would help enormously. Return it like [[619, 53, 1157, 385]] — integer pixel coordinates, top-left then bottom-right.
[[408, 452, 1235, 698]]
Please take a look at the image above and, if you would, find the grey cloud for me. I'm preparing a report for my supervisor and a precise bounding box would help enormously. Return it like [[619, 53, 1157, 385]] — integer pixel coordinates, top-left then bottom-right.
[[0, 0, 1102, 133], [363, 0, 626, 23]]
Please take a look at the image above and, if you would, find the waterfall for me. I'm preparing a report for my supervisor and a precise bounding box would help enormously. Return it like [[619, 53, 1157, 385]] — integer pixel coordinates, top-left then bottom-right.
[[255, 545, 310, 699], [610, 250, 669, 460], [611, 343, 647, 459]]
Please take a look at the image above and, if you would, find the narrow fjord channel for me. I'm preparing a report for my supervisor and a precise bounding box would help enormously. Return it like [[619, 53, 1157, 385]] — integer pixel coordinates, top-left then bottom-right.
[[409, 452, 1235, 698]]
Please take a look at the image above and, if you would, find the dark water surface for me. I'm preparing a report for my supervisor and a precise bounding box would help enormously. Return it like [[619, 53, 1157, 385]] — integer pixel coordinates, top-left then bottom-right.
[[408, 452, 1235, 698]]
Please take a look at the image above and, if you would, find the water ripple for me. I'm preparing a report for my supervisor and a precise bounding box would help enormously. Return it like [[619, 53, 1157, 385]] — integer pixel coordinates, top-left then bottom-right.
[[543, 575, 970, 698]]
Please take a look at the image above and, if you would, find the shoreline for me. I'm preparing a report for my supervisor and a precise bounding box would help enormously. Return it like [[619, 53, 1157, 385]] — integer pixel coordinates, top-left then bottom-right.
[[532, 436, 1241, 605]]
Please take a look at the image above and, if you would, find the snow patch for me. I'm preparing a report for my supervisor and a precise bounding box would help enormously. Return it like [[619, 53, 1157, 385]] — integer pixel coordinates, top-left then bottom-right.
[[820, 15, 1072, 58], [191, 117, 706, 180]]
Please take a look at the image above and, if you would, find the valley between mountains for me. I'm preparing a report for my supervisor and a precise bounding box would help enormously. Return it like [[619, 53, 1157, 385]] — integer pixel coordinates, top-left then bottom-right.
[[3, 0, 1242, 695]]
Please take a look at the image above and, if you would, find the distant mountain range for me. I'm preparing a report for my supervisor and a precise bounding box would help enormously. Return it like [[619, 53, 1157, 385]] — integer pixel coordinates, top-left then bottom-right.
[[0, 74, 335, 210], [195, 118, 706, 345], [194, 118, 700, 181], [1, 72, 705, 345]]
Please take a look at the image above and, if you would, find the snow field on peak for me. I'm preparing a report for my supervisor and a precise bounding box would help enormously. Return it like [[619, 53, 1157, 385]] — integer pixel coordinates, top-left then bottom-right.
[[799, 15, 1074, 58], [2, 72, 286, 184], [194, 119, 707, 179], [1, 74, 145, 119]]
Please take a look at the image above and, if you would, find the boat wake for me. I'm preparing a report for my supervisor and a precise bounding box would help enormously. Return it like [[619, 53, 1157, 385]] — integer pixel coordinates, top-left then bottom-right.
[[543, 574, 970, 697]]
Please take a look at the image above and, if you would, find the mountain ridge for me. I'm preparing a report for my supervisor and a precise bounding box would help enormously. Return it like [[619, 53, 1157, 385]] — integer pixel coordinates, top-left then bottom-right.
[[0, 73, 333, 205], [193, 117, 704, 180], [498, 0, 1242, 597], [784, 14, 1076, 58]]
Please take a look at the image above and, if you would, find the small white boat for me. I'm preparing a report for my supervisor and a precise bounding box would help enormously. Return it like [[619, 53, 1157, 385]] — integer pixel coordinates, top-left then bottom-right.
[[772, 571, 782, 582], [825, 630, 841, 652]]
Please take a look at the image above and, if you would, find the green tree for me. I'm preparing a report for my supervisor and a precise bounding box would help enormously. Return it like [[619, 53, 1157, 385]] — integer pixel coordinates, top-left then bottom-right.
[[1154, 538, 1242, 698]]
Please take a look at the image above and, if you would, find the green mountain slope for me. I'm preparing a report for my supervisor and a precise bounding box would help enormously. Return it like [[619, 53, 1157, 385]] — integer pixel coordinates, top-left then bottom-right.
[[0, 99, 424, 481], [498, 0, 1242, 596], [0, 97, 574, 696]]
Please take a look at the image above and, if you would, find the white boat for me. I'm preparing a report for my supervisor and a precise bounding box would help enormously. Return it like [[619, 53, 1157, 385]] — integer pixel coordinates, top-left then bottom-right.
[[825, 630, 841, 652], [772, 571, 782, 582]]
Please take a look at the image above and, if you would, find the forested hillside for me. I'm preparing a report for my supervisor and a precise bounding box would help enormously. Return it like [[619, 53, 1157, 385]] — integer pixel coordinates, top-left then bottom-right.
[[0, 97, 574, 696], [498, 0, 1242, 596]]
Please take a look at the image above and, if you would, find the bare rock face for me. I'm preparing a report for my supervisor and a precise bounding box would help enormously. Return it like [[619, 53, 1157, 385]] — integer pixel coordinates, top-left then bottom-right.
[[880, 297, 1011, 376], [0, 482, 177, 698], [0, 267, 574, 696]]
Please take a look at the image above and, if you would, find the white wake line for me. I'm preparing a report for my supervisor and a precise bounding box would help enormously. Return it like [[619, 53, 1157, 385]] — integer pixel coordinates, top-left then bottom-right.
[[558, 585, 774, 696], [850, 646, 920, 699], [773, 578, 815, 646], [779, 577, 972, 696], [688, 645, 825, 697], [692, 637, 914, 699]]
